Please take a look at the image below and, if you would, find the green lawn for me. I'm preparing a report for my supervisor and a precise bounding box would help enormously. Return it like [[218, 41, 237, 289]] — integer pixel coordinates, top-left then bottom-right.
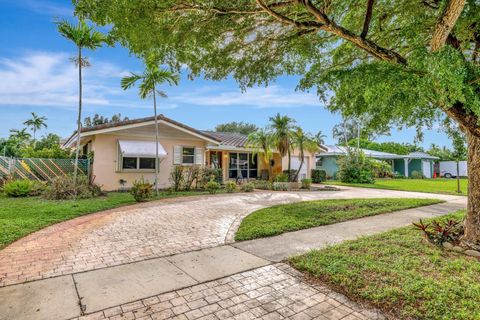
[[290, 211, 480, 320], [326, 178, 468, 195], [0, 190, 212, 249], [235, 198, 443, 241]]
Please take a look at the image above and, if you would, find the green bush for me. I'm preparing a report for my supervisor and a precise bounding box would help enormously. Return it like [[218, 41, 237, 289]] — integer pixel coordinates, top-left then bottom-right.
[[371, 160, 393, 178], [200, 168, 222, 185], [411, 170, 425, 179], [336, 149, 375, 184], [205, 180, 221, 194], [169, 166, 184, 191], [274, 173, 289, 182], [282, 169, 297, 182], [44, 175, 103, 200], [183, 166, 200, 191], [29, 180, 47, 196], [224, 181, 237, 193], [253, 180, 272, 190], [273, 182, 289, 191], [130, 178, 153, 202], [301, 178, 312, 189], [241, 182, 254, 192], [4, 180, 33, 197], [311, 169, 326, 183]]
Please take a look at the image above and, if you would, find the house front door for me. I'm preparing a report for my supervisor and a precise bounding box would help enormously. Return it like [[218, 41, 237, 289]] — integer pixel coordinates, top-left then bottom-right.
[[209, 151, 222, 169]]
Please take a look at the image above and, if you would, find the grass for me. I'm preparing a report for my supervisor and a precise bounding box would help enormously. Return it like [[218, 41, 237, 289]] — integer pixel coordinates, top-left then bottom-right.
[[326, 178, 468, 195], [290, 211, 480, 320], [0, 190, 214, 249], [234, 198, 443, 241]]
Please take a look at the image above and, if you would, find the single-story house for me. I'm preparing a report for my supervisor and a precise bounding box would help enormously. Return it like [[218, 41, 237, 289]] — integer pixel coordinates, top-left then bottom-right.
[[64, 115, 322, 191], [316, 145, 439, 179]]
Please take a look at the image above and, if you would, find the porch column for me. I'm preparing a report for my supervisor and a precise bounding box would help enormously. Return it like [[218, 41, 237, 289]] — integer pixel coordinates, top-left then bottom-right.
[[404, 158, 409, 177]]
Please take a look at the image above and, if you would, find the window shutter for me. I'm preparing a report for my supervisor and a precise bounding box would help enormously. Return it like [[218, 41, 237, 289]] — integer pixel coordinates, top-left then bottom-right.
[[173, 146, 182, 164], [195, 148, 203, 165]]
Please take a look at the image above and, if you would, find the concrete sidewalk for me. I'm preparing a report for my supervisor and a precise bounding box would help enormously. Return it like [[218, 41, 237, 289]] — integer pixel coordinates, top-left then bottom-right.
[[0, 197, 466, 320]]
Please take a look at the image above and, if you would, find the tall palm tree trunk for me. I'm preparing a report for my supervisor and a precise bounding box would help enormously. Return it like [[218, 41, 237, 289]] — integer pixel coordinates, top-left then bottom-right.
[[73, 46, 83, 198], [293, 156, 304, 182], [287, 146, 292, 181], [153, 88, 160, 196]]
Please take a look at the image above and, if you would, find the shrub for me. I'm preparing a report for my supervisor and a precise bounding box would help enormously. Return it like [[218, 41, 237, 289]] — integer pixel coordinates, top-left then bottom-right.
[[411, 170, 425, 179], [282, 169, 297, 182], [44, 175, 103, 200], [224, 181, 237, 193], [311, 169, 326, 183], [183, 166, 200, 191], [241, 182, 254, 192], [253, 180, 272, 190], [336, 149, 375, 184], [393, 172, 406, 179], [301, 178, 312, 189], [273, 182, 289, 191], [371, 160, 393, 178], [200, 168, 222, 186], [274, 173, 289, 182], [413, 218, 464, 246], [205, 180, 220, 194], [130, 178, 153, 202], [29, 180, 47, 196], [4, 180, 32, 197], [169, 166, 184, 191]]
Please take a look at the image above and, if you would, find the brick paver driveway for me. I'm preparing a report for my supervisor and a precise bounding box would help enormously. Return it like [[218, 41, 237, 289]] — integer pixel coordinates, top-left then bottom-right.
[[0, 188, 460, 287]]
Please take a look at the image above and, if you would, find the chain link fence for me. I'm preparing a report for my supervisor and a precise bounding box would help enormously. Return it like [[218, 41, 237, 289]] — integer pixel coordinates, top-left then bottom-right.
[[0, 156, 90, 183]]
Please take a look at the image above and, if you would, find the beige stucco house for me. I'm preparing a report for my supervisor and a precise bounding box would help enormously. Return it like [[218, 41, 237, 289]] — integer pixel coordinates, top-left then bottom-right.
[[64, 115, 320, 191]]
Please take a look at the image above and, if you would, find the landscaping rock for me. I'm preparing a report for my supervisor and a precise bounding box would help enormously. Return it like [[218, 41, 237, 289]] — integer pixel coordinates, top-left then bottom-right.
[[464, 250, 480, 257], [452, 246, 465, 253], [443, 242, 453, 249]]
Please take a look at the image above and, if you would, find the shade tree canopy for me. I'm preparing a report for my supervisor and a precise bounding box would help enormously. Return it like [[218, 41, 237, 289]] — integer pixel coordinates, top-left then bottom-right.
[[215, 121, 259, 135], [75, 0, 480, 247]]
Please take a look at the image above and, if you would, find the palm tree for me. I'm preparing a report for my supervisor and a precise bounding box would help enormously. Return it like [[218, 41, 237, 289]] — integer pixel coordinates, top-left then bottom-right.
[[246, 128, 274, 180], [9, 128, 31, 141], [315, 130, 326, 147], [269, 113, 295, 180], [57, 18, 107, 196], [23, 112, 47, 141], [291, 128, 320, 181], [121, 64, 179, 195]]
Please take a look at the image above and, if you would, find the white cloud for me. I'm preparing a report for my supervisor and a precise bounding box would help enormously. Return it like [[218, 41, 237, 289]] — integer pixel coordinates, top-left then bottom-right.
[[171, 85, 321, 109], [0, 52, 320, 111], [18, 0, 72, 17], [0, 51, 131, 108]]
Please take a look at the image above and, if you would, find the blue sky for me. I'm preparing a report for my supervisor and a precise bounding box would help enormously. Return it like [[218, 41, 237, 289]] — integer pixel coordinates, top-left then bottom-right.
[[0, 0, 451, 148]]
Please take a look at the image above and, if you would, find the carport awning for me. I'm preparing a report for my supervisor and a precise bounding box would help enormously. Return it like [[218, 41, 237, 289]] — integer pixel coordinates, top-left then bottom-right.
[[119, 140, 167, 158]]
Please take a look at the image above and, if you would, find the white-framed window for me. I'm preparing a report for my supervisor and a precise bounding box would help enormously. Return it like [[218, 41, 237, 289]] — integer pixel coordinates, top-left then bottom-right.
[[121, 157, 156, 170], [182, 147, 195, 164], [174, 146, 203, 165], [316, 157, 323, 168]]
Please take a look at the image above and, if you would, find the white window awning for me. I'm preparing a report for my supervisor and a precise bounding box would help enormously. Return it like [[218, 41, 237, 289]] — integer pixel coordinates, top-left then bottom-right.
[[119, 140, 167, 158]]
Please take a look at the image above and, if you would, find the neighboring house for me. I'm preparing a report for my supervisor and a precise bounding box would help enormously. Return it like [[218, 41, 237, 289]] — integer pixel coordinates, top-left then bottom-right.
[[316, 145, 438, 179], [64, 115, 322, 191]]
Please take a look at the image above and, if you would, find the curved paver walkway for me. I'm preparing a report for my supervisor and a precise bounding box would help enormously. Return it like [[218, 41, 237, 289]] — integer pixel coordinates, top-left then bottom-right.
[[0, 188, 464, 287]]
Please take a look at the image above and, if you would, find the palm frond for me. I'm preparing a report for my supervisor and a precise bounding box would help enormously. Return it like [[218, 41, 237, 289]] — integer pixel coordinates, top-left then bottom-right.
[[120, 73, 143, 90]]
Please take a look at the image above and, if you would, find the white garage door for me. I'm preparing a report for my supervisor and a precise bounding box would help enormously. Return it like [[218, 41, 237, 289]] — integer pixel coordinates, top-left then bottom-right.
[[291, 156, 308, 181], [422, 160, 431, 178]]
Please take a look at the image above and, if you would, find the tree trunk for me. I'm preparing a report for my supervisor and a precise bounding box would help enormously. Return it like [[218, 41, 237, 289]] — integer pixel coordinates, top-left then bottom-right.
[[293, 156, 304, 182], [462, 132, 480, 249], [287, 147, 292, 181], [430, 0, 466, 52], [153, 89, 160, 196], [73, 46, 83, 199]]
